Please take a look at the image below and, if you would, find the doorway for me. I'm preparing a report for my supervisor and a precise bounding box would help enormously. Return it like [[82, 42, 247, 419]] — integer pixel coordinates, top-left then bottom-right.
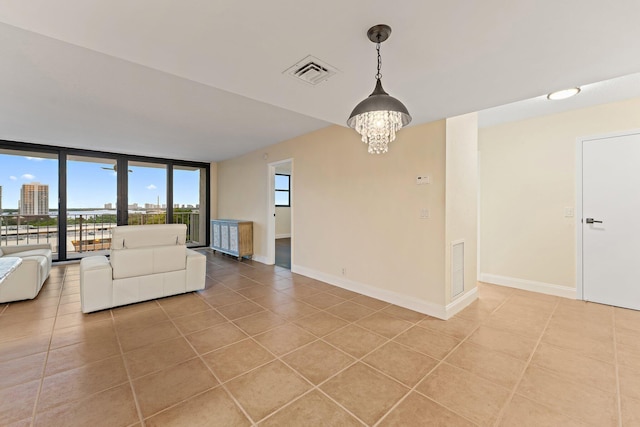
[[578, 130, 640, 310], [267, 159, 293, 268]]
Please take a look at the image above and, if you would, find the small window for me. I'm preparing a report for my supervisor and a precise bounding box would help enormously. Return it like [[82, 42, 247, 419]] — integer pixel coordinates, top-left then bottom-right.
[[275, 174, 290, 207]]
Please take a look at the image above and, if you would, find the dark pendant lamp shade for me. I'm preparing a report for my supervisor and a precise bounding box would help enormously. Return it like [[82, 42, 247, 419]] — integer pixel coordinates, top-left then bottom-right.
[[347, 79, 412, 128]]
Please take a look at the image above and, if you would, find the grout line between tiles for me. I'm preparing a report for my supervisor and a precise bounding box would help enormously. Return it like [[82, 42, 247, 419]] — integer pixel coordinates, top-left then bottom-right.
[[29, 265, 68, 426], [491, 297, 560, 426], [156, 299, 258, 426], [375, 285, 529, 426], [613, 308, 623, 427], [112, 308, 147, 426], [372, 288, 508, 427], [197, 272, 382, 425]]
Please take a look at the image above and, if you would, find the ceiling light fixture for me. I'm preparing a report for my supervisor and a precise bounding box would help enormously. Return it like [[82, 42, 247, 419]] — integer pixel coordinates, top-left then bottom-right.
[[347, 24, 411, 154], [547, 87, 581, 100]]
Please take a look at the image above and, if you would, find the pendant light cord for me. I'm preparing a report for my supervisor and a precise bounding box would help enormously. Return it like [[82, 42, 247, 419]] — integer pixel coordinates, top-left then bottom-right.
[[375, 42, 382, 80]]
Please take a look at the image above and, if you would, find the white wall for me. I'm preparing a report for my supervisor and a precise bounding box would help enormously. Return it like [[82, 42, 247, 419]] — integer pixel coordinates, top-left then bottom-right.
[[275, 206, 291, 238], [479, 97, 640, 295], [445, 113, 478, 305]]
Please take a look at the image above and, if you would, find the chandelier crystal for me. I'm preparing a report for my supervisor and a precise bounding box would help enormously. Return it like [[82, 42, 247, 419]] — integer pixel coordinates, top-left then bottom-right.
[[347, 24, 411, 154], [352, 110, 404, 154]]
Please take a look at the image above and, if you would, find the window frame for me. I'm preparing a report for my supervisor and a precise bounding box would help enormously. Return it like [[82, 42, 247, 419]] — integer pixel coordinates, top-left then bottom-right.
[[275, 173, 291, 207], [0, 139, 211, 261]]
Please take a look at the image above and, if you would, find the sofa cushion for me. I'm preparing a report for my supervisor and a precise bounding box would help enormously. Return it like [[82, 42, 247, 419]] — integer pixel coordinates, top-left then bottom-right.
[[110, 224, 187, 250], [0, 257, 22, 284], [111, 245, 186, 279], [19, 255, 49, 283], [9, 249, 53, 265]]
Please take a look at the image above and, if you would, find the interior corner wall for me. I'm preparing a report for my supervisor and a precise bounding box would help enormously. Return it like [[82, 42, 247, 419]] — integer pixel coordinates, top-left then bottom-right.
[[445, 113, 478, 306], [209, 161, 218, 220], [479, 97, 640, 293], [217, 122, 449, 313]]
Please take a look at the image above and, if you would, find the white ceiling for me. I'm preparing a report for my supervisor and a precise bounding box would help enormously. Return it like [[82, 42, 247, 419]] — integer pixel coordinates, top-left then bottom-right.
[[1, 1, 640, 162]]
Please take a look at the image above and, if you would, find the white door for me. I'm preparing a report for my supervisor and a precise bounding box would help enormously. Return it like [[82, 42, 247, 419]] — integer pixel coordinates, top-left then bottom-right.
[[582, 131, 640, 310]]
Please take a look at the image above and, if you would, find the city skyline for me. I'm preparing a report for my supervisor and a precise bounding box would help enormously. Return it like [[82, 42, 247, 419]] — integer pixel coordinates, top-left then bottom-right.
[[0, 155, 202, 210]]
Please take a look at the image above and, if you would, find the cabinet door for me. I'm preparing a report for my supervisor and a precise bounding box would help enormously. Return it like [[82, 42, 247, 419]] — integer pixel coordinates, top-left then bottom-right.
[[229, 225, 238, 253], [220, 224, 229, 250], [212, 222, 221, 248]]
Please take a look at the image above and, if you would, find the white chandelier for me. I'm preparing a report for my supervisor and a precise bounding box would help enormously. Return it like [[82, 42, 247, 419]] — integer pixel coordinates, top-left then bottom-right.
[[347, 24, 411, 154]]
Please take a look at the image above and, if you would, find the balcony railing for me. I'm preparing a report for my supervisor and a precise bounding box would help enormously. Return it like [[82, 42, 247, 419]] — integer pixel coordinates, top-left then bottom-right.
[[0, 211, 202, 258]]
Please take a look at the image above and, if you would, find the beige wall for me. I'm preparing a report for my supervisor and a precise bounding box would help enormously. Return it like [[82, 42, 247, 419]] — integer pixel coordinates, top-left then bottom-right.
[[479, 97, 640, 291], [445, 113, 478, 305], [275, 206, 291, 237], [217, 119, 478, 317], [218, 123, 453, 312]]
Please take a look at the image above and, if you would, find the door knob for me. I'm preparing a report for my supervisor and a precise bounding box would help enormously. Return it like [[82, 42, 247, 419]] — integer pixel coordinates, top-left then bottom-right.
[[585, 218, 603, 224]]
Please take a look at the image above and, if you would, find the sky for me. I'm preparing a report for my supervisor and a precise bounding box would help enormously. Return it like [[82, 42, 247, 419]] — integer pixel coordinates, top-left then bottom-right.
[[0, 154, 201, 210]]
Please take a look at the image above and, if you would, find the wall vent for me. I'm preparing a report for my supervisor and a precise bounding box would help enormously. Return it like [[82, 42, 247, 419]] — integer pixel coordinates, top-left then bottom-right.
[[284, 55, 338, 86], [451, 240, 465, 299]]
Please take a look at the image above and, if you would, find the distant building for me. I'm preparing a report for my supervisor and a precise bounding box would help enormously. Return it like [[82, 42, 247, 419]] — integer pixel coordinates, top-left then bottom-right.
[[173, 204, 180, 209], [144, 203, 154, 209], [104, 203, 113, 209], [128, 203, 139, 210], [19, 182, 49, 215], [0, 185, 2, 214]]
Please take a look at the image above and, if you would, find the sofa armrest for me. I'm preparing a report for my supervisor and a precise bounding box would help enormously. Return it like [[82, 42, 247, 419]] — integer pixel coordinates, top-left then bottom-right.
[[80, 256, 113, 313], [185, 249, 206, 292], [2, 243, 52, 255]]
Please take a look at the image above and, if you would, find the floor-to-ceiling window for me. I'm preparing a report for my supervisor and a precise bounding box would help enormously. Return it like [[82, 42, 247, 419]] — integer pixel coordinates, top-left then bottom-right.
[[0, 141, 210, 261], [66, 154, 119, 259], [173, 164, 207, 247], [0, 148, 59, 259]]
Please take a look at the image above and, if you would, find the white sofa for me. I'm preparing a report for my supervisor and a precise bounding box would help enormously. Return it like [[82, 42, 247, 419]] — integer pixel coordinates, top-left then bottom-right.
[[80, 224, 206, 313], [0, 243, 52, 303]]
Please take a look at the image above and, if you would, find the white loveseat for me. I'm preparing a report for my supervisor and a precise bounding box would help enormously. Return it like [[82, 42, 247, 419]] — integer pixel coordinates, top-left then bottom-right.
[[80, 224, 206, 313], [0, 243, 52, 303]]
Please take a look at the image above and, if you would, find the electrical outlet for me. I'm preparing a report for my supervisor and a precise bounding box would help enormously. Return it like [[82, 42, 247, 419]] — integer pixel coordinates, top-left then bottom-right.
[[341, 268, 346, 276]]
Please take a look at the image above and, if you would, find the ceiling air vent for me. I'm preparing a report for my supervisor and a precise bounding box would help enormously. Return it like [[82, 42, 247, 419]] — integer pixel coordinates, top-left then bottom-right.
[[284, 55, 338, 86]]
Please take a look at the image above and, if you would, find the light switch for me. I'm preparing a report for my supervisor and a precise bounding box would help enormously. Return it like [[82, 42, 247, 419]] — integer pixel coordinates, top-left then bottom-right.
[[564, 207, 574, 218], [420, 208, 429, 219]]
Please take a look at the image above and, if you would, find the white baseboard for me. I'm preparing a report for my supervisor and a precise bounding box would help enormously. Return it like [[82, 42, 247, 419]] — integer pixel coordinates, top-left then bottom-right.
[[479, 273, 576, 299], [445, 287, 478, 319], [275, 234, 291, 239], [291, 264, 459, 320], [251, 254, 270, 264]]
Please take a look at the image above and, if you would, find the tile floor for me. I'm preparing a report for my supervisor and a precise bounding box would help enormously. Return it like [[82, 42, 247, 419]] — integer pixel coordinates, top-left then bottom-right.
[[1, 250, 639, 426]]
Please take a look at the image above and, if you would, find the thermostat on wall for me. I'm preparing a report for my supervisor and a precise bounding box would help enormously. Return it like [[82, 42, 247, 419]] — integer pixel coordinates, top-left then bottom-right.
[[416, 175, 430, 185]]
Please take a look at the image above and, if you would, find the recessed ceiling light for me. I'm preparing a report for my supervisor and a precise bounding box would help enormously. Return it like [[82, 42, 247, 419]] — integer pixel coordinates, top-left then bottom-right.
[[547, 87, 581, 100]]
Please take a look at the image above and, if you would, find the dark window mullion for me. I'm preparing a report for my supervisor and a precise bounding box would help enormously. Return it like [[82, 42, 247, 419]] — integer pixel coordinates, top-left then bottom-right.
[[167, 163, 173, 223], [117, 158, 128, 225], [58, 151, 67, 261]]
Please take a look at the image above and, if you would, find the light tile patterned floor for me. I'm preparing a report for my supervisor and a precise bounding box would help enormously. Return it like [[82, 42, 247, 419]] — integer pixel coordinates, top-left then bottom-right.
[[1, 250, 639, 426]]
